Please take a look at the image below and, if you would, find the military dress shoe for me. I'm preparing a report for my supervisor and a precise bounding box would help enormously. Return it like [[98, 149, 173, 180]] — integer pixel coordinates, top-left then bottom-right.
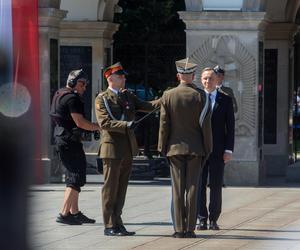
[[172, 232, 185, 238], [56, 213, 82, 225], [209, 221, 220, 230], [116, 225, 136, 236], [72, 211, 95, 224], [185, 231, 196, 238], [104, 228, 118, 236], [197, 220, 208, 230]]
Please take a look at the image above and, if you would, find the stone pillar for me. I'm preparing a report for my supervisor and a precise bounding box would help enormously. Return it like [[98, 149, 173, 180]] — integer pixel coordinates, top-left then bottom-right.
[[39, 2, 67, 182], [59, 20, 119, 166], [179, 11, 267, 185], [263, 23, 298, 177]]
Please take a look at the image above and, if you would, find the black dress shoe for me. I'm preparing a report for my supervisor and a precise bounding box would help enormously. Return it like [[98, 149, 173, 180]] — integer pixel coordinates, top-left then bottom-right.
[[116, 225, 136, 236], [209, 221, 220, 230], [104, 228, 117, 236], [196, 220, 207, 230], [185, 231, 196, 238], [172, 232, 185, 238]]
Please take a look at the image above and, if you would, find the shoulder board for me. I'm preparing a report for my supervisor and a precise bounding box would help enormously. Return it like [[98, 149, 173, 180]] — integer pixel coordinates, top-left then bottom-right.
[[96, 91, 108, 98], [218, 88, 229, 96]]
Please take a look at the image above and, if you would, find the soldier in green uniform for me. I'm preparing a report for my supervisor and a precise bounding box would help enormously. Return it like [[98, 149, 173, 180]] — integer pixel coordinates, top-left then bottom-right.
[[158, 58, 212, 238], [214, 65, 238, 113], [95, 62, 160, 236]]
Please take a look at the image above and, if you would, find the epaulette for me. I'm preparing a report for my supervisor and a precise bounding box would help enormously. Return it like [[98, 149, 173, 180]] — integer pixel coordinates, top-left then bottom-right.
[[96, 91, 107, 98], [217, 88, 229, 96]]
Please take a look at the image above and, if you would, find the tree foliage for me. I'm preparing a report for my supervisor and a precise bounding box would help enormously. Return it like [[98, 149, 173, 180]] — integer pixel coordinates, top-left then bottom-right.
[[114, 0, 186, 44], [113, 0, 186, 91]]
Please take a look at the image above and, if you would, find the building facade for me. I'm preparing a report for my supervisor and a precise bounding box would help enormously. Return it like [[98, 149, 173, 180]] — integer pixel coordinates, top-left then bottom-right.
[[39, 0, 300, 185]]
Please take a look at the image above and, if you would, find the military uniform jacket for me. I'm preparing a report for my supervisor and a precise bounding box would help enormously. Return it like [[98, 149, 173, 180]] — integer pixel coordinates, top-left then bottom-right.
[[95, 88, 160, 159], [158, 83, 212, 158]]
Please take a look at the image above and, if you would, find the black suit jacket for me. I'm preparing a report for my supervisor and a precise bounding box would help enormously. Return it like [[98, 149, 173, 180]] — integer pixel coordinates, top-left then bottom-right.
[[211, 91, 235, 158]]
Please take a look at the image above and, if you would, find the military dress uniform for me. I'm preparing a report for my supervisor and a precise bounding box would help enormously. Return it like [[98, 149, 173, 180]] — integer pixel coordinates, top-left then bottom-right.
[[158, 59, 212, 236], [213, 65, 238, 113], [218, 85, 238, 113], [95, 64, 160, 233]]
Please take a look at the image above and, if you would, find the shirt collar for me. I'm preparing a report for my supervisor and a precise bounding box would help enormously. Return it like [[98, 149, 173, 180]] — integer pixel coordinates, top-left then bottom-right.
[[204, 89, 217, 97], [108, 86, 119, 95]]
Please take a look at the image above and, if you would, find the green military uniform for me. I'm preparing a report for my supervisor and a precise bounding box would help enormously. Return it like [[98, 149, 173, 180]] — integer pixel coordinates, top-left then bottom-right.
[[158, 81, 212, 234], [218, 85, 238, 113], [95, 88, 160, 229]]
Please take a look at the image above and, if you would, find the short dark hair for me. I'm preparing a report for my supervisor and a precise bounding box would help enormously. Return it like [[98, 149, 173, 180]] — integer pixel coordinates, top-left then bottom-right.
[[201, 67, 216, 76]]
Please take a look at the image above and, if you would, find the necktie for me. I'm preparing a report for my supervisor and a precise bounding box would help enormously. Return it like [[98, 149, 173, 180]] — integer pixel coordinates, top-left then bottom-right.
[[208, 93, 212, 110]]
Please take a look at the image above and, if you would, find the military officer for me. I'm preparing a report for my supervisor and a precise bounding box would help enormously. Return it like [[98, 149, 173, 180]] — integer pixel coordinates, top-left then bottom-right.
[[95, 62, 160, 236], [213, 65, 238, 113], [158, 58, 212, 238]]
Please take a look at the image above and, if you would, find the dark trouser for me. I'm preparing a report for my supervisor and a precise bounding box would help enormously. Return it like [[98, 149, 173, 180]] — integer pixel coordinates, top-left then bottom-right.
[[101, 158, 132, 228], [197, 155, 224, 223], [169, 155, 202, 232], [58, 142, 86, 192]]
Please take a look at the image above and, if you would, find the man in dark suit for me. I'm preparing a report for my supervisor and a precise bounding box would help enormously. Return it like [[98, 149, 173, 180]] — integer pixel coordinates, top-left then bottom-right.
[[214, 65, 238, 113], [95, 62, 160, 236], [196, 67, 235, 230], [158, 59, 212, 238]]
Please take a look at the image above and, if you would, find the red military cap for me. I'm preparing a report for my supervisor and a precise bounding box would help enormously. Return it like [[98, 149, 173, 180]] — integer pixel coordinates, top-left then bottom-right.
[[103, 62, 128, 79]]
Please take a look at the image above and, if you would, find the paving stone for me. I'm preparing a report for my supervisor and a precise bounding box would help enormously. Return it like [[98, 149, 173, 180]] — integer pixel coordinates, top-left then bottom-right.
[[29, 182, 300, 250]]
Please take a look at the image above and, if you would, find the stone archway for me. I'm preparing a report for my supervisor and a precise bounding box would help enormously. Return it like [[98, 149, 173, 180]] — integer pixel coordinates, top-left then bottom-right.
[[97, 0, 119, 21], [285, 0, 300, 22]]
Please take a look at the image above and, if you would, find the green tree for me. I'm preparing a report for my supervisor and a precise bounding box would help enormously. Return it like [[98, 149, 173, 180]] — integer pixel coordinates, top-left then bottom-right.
[[113, 0, 186, 91]]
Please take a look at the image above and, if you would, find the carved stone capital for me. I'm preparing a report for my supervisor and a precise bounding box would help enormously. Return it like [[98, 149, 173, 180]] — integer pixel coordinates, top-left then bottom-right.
[[39, 8, 67, 28], [178, 11, 268, 31], [60, 21, 119, 39]]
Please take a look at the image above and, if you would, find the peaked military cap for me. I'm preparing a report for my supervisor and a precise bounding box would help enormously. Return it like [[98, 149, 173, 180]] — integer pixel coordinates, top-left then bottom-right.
[[103, 62, 128, 79], [175, 58, 197, 74], [213, 65, 225, 75]]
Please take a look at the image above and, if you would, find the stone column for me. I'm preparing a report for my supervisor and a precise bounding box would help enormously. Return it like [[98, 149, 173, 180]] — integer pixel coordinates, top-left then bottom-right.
[[39, 3, 67, 182], [263, 23, 298, 177], [179, 11, 267, 185], [60, 20, 119, 166]]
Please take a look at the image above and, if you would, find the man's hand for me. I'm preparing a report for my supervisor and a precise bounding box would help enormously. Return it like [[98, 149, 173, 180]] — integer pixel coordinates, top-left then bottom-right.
[[127, 121, 138, 130], [223, 152, 232, 163]]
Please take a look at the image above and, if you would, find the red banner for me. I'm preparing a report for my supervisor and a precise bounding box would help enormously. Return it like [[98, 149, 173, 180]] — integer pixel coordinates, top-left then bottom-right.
[[12, 0, 41, 182]]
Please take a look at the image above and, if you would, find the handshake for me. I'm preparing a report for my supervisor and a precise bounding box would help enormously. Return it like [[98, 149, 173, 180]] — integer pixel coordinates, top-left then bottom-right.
[[82, 130, 100, 140]]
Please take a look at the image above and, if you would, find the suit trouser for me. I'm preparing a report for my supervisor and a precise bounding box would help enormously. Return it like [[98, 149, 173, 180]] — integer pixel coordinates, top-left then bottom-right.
[[197, 155, 224, 222], [169, 155, 202, 232], [102, 158, 132, 228]]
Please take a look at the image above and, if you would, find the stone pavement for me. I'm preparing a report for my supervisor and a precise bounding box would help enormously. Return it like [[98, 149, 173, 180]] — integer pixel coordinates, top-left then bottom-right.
[[29, 177, 300, 250]]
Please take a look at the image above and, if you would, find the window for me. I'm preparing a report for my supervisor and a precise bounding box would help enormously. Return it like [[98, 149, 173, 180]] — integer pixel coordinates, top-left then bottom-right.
[[202, 0, 243, 11]]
